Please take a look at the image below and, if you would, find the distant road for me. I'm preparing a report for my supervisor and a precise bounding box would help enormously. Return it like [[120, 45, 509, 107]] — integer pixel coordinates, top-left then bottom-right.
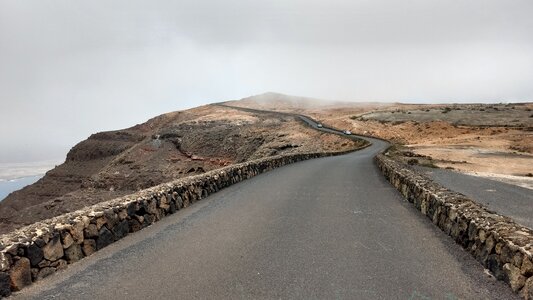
[[416, 166, 533, 229], [14, 107, 516, 299]]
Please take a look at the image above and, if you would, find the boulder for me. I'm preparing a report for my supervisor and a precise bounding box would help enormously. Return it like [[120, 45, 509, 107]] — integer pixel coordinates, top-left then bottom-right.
[[169, 201, 177, 214], [36, 267, 55, 281], [127, 202, 138, 217], [487, 254, 506, 280], [0, 272, 11, 297], [522, 257, 533, 277], [159, 195, 170, 211], [500, 245, 513, 264], [0, 252, 12, 272], [43, 234, 64, 261], [38, 260, 51, 268], [484, 235, 496, 255], [522, 276, 533, 300], [128, 219, 142, 232], [61, 232, 74, 249], [9, 257, 31, 291], [50, 259, 67, 270], [503, 263, 526, 292], [5, 244, 19, 256], [96, 227, 114, 250], [26, 243, 44, 267], [104, 209, 119, 228], [96, 217, 107, 230], [112, 220, 129, 240], [82, 239, 96, 256], [118, 209, 128, 220], [144, 214, 155, 225], [146, 199, 157, 214], [65, 244, 84, 263], [478, 229, 487, 242], [69, 221, 85, 244], [176, 196, 183, 209], [512, 252, 523, 268], [85, 223, 98, 238], [30, 268, 38, 281]]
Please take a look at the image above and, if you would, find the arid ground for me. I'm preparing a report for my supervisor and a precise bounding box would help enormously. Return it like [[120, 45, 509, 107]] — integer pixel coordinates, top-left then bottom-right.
[[0, 103, 364, 234], [1, 92, 531, 234], [228, 93, 533, 189]]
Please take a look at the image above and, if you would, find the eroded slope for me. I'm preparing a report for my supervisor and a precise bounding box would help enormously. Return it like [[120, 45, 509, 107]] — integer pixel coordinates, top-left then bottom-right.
[[0, 104, 360, 234]]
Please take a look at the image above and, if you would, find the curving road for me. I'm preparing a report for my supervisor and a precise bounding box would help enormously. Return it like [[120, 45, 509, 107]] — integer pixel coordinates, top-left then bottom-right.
[[13, 112, 516, 299]]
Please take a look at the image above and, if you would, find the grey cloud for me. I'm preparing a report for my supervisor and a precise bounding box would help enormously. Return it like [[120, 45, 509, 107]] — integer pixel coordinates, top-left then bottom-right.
[[0, 0, 532, 163]]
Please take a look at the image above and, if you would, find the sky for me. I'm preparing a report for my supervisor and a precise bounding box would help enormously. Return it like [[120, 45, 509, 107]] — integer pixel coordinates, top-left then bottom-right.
[[1, 0, 532, 163]]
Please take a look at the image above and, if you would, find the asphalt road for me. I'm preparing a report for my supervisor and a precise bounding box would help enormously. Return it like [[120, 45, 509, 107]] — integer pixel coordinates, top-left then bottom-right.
[[13, 115, 517, 299], [416, 166, 533, 230]]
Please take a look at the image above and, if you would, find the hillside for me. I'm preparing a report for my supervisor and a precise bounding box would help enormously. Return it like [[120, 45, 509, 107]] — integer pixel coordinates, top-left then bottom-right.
[[229, 96, 533, 189], [0, 101, 362, 234]]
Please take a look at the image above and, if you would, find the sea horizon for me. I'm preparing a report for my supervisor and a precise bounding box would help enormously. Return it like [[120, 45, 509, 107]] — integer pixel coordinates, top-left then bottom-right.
[[0, 159, 61, 201]]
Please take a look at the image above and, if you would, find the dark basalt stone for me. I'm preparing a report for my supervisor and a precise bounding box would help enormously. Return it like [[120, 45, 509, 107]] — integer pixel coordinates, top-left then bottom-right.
[[128, 219, 142, 233], [169, 201, 177, 214], [96, 227, 114, 250], [0, 272, 11, 297], [64, 244, 84, 263], [9, 257, 31, 291], [112, 220, 129, 239], [26, 243, 44, 267], [487, 254, 506, 281]]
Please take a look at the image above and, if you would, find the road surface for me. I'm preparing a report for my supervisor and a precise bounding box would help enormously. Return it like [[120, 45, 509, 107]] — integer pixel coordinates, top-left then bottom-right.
[[13, 114, 516, 299], [416, 166, 533, 229]]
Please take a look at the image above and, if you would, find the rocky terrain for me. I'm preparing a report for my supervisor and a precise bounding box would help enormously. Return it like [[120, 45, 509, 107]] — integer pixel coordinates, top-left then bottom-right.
[[229, 94, 533, 189], [0, 103, 363, 234], [3, 92, 530, 234]]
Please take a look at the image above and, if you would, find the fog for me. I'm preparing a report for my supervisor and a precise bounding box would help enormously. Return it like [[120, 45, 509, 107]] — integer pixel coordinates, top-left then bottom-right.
[[1, 0, 532, 163]]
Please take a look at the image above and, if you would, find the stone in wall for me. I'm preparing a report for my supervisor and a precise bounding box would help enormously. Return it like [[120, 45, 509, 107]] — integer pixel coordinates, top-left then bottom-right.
[[43, 234, 64, 262], [65, 244, 84, 263], [96, 227, 114, 250], [9, 257, 31, 291], [26, 243, 43, 267], [82, 239, 96, 257], [0, 148, 360, 296], [0, 272, 11, 297], [375, 154, 533, 298]]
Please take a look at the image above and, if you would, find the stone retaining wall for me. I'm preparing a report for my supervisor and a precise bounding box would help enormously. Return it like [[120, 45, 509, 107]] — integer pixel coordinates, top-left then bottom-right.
[[375, 154, 533, 299], [0, 149, 360, 297]]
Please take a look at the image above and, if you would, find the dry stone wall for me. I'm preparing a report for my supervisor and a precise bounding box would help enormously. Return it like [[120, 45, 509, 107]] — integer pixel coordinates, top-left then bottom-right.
[[376, 154, 533, 299], [0, 149, 360, 297]]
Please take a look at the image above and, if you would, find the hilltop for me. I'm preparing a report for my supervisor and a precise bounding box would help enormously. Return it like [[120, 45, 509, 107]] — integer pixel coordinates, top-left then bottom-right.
[[0, 100, 362, 234], [229, 95, 533, 189]]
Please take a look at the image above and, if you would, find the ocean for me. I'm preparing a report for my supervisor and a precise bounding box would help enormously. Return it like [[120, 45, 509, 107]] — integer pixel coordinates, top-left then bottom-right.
[[0, 176, 42, 202]]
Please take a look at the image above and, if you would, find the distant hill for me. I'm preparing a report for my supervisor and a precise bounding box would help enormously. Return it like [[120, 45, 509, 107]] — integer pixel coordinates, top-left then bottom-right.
[[0, 95, 359, 234]]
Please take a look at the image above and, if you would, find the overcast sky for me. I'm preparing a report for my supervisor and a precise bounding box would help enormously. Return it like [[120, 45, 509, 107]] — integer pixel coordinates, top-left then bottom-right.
[[1, 0, 532, 163]]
